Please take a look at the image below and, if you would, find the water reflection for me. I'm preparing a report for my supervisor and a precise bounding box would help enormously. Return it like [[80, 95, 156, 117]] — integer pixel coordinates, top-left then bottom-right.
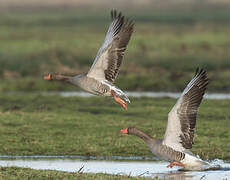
[[0, 157, 229, 179], [151, 171, 194, 180]]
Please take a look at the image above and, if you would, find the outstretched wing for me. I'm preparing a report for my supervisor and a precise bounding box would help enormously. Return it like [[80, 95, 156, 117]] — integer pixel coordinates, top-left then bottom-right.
[[163, 68, 208, 151], [87, 10, 134, 83]]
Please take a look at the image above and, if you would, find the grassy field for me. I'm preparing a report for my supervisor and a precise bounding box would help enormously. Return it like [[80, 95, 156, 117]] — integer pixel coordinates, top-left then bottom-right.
[[0, 94, 229, 160], [0, 166, 154, 180], [1, 7, 230, 92], [1, 4, 230, 179]]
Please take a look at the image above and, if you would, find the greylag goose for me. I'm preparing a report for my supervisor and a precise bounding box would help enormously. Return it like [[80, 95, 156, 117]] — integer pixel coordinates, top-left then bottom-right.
[[44, 10, 134, 110], [121, 68, 210, 170]]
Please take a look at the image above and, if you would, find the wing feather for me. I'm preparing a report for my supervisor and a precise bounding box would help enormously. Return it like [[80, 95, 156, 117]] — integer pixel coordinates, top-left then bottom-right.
[[87, 10, 134, 82], [163, 68, 208, 151]]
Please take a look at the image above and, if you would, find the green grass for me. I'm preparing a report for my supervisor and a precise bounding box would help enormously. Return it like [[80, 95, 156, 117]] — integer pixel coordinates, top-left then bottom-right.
[[0, 167, 154, 180], [1, 7, 230, 92], [0, 94, 229, 160], [1, 5, 230, 180]]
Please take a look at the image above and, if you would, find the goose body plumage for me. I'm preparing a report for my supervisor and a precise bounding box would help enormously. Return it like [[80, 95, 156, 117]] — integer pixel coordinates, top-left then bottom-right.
[[44, 10, 133, 109], [121, 68, 210, 170]]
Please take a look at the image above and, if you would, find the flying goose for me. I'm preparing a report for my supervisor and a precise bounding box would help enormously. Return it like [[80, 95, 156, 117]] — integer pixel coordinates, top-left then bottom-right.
[[44, 10, 134, 110], [121, 68, 210, 170]]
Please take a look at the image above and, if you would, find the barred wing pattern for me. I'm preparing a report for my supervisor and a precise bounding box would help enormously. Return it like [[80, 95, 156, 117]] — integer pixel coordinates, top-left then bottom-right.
[[163, 68, 208, 151], [87, 10, 134, 82]]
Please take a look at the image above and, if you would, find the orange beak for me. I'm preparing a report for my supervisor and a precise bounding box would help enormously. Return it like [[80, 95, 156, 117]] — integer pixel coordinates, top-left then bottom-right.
[[44, 74, 51, 80], [120, 128, 128, 134]]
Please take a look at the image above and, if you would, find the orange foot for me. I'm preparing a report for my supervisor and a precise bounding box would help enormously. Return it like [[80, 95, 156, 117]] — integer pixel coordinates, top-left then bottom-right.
[[111, 90, 127, 110], [44, 73, 51, 80], [167, 161, 186, 168]]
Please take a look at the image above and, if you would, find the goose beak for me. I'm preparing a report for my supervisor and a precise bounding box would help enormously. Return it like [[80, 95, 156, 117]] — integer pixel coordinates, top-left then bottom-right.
[[44, 74, 51, 80], [120, 128, 128, 134]]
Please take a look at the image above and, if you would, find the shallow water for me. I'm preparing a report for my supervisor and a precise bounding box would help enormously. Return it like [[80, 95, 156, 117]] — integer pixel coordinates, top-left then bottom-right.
[[0, 156, 229, 179], [45, 91, 230, 100], [7, 91, 230, 99]]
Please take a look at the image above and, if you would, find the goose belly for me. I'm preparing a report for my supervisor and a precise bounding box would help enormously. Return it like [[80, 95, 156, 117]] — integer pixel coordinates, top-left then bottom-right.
[[181, 154, 209, 170], [73, 77, 110, 96]]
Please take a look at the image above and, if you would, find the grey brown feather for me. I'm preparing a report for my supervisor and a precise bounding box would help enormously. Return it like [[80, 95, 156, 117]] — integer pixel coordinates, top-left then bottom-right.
[[105, 18, 134, 82], [87, 10, 134, 83], [163, 68, 208, 151], [123, 68, 209, 166], [178, 69, 208, 149], [45, 10, 132, 106], [126, 127, 185, 162]]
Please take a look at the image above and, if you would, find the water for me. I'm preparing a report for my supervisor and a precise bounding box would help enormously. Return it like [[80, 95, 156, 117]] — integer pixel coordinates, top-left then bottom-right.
[[43, 91, 230, 99], [0, 156, 229, 179], [7, 91, 230, 99]]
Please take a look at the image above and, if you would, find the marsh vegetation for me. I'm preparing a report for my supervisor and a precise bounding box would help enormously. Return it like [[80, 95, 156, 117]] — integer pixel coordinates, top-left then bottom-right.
[[1, 2, 230, 179], [1, 5, 230, 92]]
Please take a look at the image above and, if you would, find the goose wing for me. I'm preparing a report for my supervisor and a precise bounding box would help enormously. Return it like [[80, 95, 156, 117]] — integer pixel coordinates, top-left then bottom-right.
[[162, 68, 208, 151], [87, 10, 134, 83]]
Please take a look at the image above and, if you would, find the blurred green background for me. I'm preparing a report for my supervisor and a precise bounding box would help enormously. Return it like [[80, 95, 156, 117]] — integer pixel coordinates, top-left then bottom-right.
[[1, 0, 230, 92]]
